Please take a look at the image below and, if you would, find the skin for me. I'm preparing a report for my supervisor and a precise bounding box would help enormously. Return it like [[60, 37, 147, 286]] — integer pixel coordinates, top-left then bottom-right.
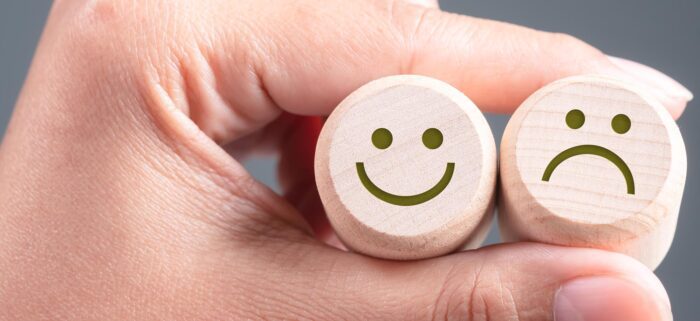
[[0, 0, 693, 320]]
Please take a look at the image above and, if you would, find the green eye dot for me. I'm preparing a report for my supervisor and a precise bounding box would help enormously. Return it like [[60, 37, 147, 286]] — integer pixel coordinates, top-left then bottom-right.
[[566, 109, 585, 129], [612, 114, 631, 134], [371, 128, 392, 149], [422, 128, 443, 149]]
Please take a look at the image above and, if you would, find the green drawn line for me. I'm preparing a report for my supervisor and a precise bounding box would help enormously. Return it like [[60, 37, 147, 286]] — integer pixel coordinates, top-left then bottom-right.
[[542, 145, 635, 195], [356, 162, 455, 206]]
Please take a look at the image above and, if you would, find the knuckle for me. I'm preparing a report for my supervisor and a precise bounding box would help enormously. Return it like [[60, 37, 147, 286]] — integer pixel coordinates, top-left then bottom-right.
[[392, 3, 442, 44], [387, 3, 441, 73], [49, 1, 152, 90], [62, 0, 135, 45], [431, 263, 525, 321], [432, 266, 484, 321], [55, 0, 180, 73]]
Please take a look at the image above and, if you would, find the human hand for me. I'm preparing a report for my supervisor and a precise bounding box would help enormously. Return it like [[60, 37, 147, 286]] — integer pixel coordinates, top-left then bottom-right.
[[0, 0, 692, 320]]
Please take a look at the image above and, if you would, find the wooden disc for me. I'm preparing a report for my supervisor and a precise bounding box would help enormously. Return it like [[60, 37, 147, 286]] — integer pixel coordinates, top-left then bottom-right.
[[315, 75, 497, 260], [499, 75, 687, 269]]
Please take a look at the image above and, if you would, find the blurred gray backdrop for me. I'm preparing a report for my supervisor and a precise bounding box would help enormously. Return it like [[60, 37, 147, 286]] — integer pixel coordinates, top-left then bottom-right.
[[1, 1, 698, 319]]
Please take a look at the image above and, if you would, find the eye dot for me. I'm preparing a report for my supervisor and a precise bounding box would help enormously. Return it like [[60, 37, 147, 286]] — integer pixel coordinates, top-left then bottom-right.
[[422, 128, 443, 149], [611, 114, 631, 134], [565, 109, 585, 129], [371, 128, 392, 149]]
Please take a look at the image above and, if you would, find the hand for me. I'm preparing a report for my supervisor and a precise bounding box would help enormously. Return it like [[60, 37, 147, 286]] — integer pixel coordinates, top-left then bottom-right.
[[0, 0, 691, 320]]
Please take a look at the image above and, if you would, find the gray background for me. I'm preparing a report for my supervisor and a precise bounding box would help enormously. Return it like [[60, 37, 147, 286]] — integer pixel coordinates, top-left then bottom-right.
[[1, 0, 697, 319]]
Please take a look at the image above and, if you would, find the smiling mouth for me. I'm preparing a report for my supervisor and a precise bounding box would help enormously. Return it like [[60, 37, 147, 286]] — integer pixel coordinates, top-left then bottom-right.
[[542, 144, 635, 194], [355, 162, 455, 206]]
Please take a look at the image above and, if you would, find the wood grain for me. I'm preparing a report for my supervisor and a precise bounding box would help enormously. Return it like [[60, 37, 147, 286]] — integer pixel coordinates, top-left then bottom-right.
[[315, 75, 497, 260], [499, 75, 687, 269]]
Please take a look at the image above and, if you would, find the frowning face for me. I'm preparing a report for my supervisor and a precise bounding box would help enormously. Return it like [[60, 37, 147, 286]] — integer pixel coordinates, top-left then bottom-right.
[[541, 109, 635, 195], [510, 76, 684, 224], [315, 75, 497, 259], [499, 75, 687, 269]]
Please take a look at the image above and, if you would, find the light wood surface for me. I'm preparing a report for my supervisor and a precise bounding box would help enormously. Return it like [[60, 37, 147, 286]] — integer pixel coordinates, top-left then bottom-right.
[[499, 75, 687, 269], [315, 75, 497, 260]]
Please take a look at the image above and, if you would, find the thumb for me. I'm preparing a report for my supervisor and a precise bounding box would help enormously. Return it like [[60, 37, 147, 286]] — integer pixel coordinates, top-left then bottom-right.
[[308, 243, 672, 321]]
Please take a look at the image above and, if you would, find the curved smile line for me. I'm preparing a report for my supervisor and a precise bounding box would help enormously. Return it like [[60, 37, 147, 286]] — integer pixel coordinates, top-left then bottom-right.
[[355, 162, 455, 206], [542, 144, 635, 194]]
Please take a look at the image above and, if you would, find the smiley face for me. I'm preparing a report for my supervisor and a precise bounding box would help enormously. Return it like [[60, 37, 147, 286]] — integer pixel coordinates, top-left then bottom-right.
[[315, 75, 497, 259], [499, 75, 687, 268], [356, 127, 455, 206]]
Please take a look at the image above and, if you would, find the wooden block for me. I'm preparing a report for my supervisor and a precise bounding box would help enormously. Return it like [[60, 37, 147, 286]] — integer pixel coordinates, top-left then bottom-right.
[[315, 75, 497, 260], [499, 75, 687, 269]]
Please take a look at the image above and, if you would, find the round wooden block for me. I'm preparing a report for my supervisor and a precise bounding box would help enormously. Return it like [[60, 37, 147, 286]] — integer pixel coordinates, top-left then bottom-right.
[[499, 75, 687, 269], [315, 75, 497, 260]]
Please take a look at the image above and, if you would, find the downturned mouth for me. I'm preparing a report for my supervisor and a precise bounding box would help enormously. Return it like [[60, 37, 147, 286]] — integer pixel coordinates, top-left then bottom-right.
[[355, 162, 455, 206], [542, 144, 635, 195]]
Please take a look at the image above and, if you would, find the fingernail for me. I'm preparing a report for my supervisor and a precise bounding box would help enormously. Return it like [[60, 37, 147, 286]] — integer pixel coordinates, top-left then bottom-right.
[[606, 56, 692, 118], [554, 276, 672, 321], [608, 56, 693, 101]]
